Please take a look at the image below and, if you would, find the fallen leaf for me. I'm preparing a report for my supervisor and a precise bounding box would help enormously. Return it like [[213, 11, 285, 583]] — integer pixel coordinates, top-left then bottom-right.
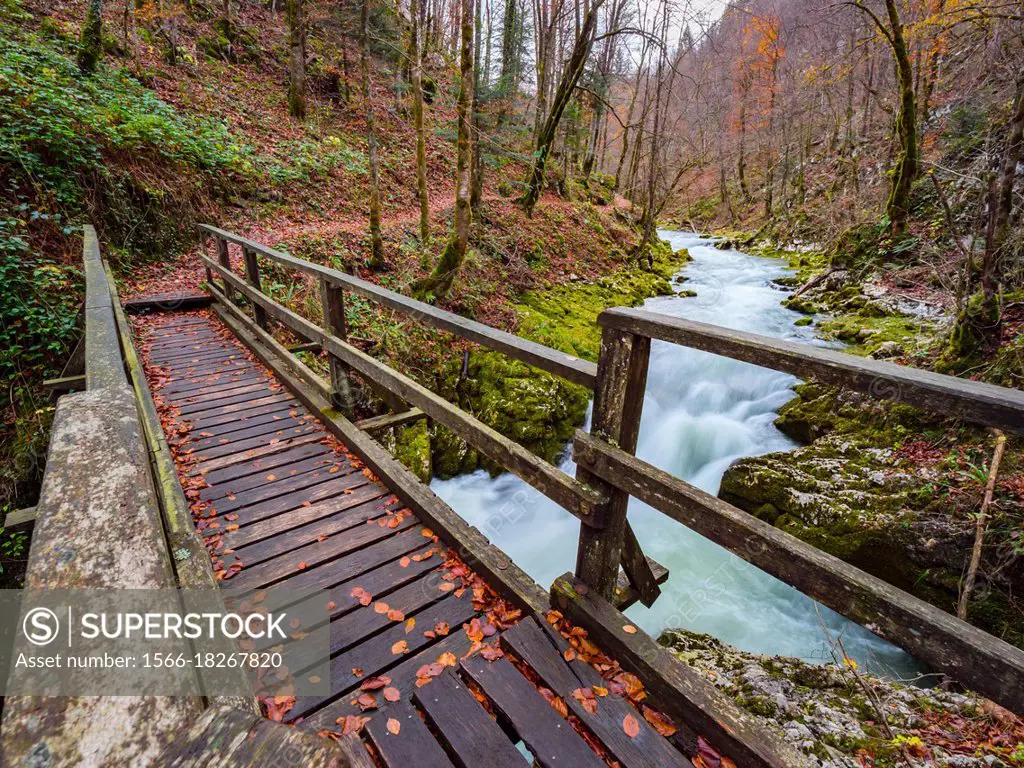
[[386, 718, 401, 735], [642, 705, 678, 737], [374, 602, 390, 614], [623, 624, 638, 634], [387, 608, 405, 621], [383, 687, 401, 702], [308, 675, 321, 684], [405, 617, 416, 633], [399, 556, 411, 568], [391, 640, 409, 655], [623, 713, 640, 738]]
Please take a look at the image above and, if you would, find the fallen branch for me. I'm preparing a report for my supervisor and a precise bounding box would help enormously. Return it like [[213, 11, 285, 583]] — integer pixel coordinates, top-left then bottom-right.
[[957, 429, 1007, 620], [791, 267, 838, 300]]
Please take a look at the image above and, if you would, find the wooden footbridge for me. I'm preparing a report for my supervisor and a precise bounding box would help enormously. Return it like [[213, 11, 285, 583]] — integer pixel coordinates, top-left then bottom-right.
[[3, 225, 1024, 768]]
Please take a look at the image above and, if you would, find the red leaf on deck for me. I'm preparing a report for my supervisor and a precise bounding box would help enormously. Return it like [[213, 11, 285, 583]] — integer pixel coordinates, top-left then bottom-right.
[[623, 713, 640, 738]]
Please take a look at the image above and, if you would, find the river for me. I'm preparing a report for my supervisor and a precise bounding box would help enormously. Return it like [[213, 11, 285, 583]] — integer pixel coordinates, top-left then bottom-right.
[[432, 231, 922, 678]]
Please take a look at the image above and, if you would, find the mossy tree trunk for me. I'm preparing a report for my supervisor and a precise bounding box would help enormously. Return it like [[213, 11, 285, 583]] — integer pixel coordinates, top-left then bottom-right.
[[410, 0, 430, 244], [78, 0, 104, 74], [286, 0, 307, 119], [361, 0, 386, 268], [521, 0, 604, 215], [853, 0, 919, 238], [470, 0, 484, 212], [416, 0, 474, 299]]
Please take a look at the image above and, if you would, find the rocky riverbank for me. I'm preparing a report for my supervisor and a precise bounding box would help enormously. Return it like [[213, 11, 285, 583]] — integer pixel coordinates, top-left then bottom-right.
[[659, 629, 1024, 767], [717, 240, 1024, 648]]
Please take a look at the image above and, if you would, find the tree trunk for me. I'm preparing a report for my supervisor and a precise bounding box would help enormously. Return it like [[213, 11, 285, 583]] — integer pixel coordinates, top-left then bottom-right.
[[78, 0, 104, 73], [882, 0, 918, 238], [522, 0, 604, 215], [411, 0, 430, 244], [470, 0, 485, 211], [361, 0, 385, 267], [417, 0, 475, 299], [287, 0, 306, 119]]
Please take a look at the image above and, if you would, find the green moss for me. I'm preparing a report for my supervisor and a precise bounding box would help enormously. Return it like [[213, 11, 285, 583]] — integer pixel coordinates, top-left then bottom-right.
[[391, 419, 432, 483], [429, 241, 691, 478], [516, 243, 688, 362]]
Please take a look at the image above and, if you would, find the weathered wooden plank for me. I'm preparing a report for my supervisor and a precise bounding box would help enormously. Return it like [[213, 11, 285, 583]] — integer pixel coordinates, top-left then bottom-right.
[[242, 247, 269, 330], [192, 417, 312, 454], [164, 376, 269, 403], [224, 513, 417, 591], [123, 293, 212, 314], [414, 671, 525, 768], [42, 375, 85, 393], [3, 506, 37, 528], [326, 567, 453, 656], [205, 472, 370, 530], [600, 307, 1024, 432], [186, 400, 303, 432], [575, 327, 657, 602], [573, 429, 1024, 713], [207, 462, 357, 515], [460, 655, 606, 768], [550, 573, 813, 768], [226, 493, 394, 566], [364, 700, 457, 768], [203, 260, 607, 528], [176, 385, 288, 417], [501, 618, 690, 768], [614, 555, 669, 611], [157, 702, 349, 767], [200, 442, 332, 485], [200, 224, 597, 388], [189, 432, 324, 474], [220, 485, 388, 550], [301, 618, 476, 728], [192, 423, 320, 461], [354, 408, 427, 433], [261, 527, 430, 596], [213, 304, 554, 618], [291, 594, 479, 720]]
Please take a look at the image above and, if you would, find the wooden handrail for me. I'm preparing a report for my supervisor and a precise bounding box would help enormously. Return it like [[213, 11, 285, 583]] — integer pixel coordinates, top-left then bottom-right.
[[197, 224, 597, 388], [573, 429, 1024, 713], [201, 254, 609, 527], [599, 307, 1024, 432]]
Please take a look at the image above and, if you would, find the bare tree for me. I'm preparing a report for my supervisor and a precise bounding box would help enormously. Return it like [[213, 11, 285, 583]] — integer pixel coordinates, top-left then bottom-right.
[[287, 0, 307, 119], [417, 0, 476, 298], [360, 0, 386, 267]]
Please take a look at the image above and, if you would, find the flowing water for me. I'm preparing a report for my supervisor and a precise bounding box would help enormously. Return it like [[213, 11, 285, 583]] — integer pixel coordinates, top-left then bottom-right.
[[432, 231, 922, 678]]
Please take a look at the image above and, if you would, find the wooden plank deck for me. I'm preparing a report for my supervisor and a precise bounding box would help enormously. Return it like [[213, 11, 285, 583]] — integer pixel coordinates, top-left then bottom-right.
[[134, 309, 696, 767]]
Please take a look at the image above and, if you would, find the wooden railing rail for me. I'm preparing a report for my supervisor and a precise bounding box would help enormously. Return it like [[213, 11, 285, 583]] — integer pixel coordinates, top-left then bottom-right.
[[572, 306, 1024, 714], [197, 224, 597, 388], [600, 307, 1024, 432]]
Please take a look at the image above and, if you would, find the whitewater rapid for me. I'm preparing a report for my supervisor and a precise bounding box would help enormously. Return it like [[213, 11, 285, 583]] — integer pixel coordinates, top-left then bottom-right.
[[432, 231, 921, 678]]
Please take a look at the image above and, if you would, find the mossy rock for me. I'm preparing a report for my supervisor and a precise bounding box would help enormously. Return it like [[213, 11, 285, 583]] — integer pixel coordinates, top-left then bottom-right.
[[428, 243, 690, 478]]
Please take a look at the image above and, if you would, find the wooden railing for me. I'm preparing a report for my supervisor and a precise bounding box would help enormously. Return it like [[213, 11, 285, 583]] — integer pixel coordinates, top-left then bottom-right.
[[197, 225, 1024, 713], [574, 306, 1024, 713], [197, 225, 667, 606]]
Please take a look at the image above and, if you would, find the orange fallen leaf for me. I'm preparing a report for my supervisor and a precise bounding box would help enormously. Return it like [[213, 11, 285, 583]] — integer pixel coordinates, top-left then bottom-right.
[[391, 640, 408, 655], [399, 556, 411, 568], [405, 617, 416, 633], [623, 625, 638, 634], [374, 602, 390, 615], [623, 713, 640, 738], [386, 718, 401, 735], [383, 687, 401, 702]]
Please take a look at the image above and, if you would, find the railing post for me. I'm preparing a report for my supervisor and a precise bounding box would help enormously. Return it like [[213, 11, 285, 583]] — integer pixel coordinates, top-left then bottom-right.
[[320, 277, 355, 418], [574, 327, 650, 600], [217, 237, 235, 303], [201, 232, 214, 286], [242, 247, 268, 330]]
